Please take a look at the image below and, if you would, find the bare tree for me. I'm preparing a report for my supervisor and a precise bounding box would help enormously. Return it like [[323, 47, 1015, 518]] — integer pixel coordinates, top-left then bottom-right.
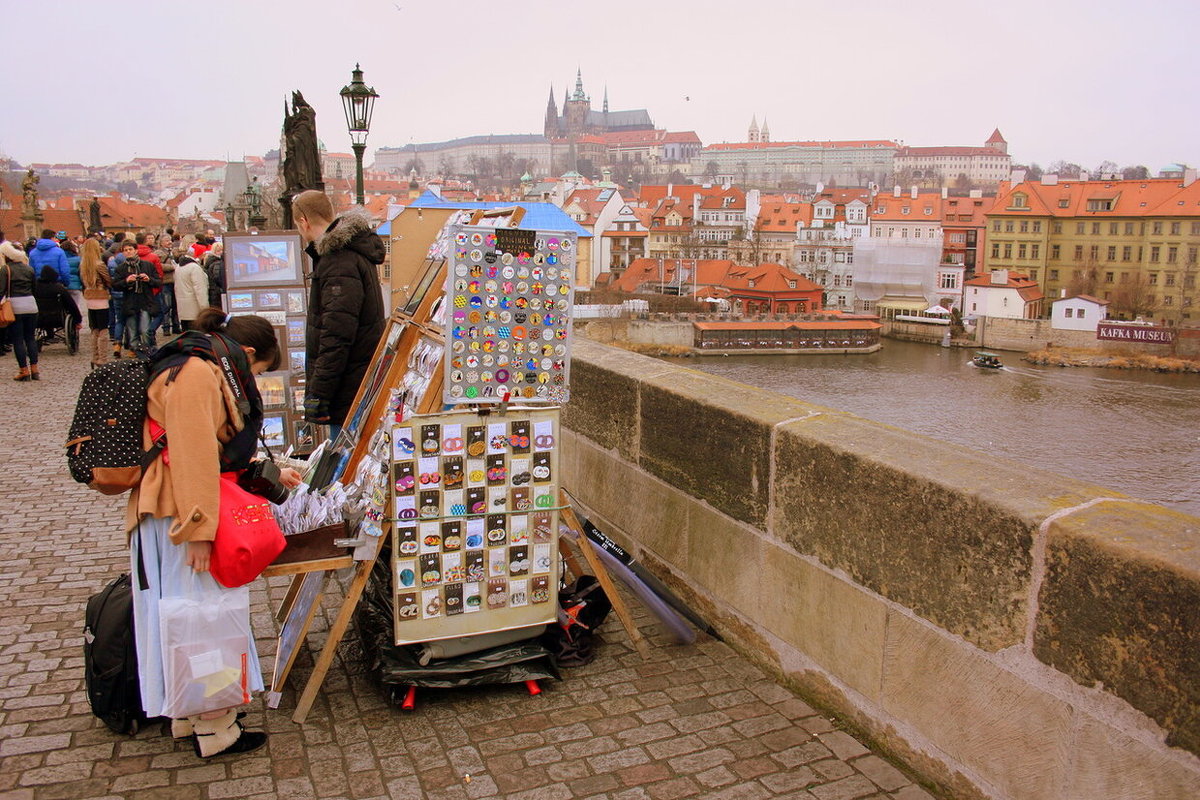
[[1121, 165, 1150, 180], [1110, 274, 1158, 319], [1047, 160, 1083, 179], [1065, 255, 1101, 297]]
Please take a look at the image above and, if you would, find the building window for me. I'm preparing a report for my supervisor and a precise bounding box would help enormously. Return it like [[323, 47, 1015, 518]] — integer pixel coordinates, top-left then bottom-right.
[[1032, 221, 1042, 233], [1105, 272, 1114, 283], [1050, 269, 1060, 280], [1018, 243, 1027, 259], [1168, 246, 1178, 263], [1090, 245, 1099, 260], [1077, 308, 1085, 318], [1153, 221, 1163, 235], [1092, 222, 1101, 236], [1005, 221, 1014, 232], [1029, 269, 1038, 280], [1171, 221, 1181, 235], [1019, 220, 1029, 233], [1166, 273, 1176, 287], [1107, 246, 1117, 261], [1051, 244, 1061, 260], [1031, 244, 1040, 259], [1164, 296, 1174, 306], [1053, 222, 1063, 234], [940, 273, 958, 289], [1064, 308, 1073, 318], [1149, 273, 1158, 285], [1074, 245, 1084, 260], [1076, 222, 1085, 234], [1151, 246, 1160, 263], [992, 220, 1001, 232], [1003, 243, 1012, 258], [1122, 246, 1132, 262], [1012, 193, 1027, 208], [1059, 199, 1070, 208], [1110, 222, 1119, 235]]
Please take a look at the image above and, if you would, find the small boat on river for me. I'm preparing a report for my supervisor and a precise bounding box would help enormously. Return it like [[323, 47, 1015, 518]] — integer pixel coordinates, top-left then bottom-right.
[[972, 351, 1003, 369]]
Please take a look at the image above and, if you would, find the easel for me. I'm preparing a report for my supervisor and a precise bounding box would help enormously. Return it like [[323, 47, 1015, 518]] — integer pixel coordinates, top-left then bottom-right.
[[264, 282, 448, 723]]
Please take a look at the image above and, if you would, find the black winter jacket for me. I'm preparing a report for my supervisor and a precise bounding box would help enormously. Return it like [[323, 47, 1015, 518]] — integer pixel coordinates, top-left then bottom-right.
[[305, 208, 386, 426]]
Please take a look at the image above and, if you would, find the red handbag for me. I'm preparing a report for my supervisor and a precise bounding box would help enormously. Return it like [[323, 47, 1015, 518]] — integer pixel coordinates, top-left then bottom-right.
[[210, 472, 286, 588], [148, 420, 285, 588]]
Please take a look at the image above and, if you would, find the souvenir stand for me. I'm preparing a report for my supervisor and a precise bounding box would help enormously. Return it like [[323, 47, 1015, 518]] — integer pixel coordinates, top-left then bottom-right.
[[223, 231, 324, 455], [263, 207, 649, 722]]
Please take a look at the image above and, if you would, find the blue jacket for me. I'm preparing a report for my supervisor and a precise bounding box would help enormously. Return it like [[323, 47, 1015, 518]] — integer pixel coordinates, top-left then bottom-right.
[[29, 239, 70, 286], [107, 254, 126, 298], [65, 253, 82, 291]]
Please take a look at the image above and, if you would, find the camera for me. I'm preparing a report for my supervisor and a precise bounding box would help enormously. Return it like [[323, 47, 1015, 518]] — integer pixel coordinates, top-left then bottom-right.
[[237, 459, 290, 505]]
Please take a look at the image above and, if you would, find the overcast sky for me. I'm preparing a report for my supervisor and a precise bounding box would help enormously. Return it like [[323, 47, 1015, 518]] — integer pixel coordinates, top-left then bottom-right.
[[2, 0, 1197, 173]]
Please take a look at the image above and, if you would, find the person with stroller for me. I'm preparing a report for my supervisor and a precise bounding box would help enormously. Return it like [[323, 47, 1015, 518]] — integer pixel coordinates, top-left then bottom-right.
[[34, 265, 83, 356]]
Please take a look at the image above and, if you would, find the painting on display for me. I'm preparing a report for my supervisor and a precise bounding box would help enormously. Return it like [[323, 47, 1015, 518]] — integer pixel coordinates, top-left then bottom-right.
[[390, 407, 561, 644], [443, 225, 576, 405]]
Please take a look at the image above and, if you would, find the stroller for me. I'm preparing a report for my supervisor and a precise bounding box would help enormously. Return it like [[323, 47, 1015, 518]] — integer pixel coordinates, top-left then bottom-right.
[[34, 267, 82, 355]]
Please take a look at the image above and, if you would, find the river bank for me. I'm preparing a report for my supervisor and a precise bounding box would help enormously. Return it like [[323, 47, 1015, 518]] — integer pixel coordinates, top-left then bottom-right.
[[1023, 347, 1200, 373]]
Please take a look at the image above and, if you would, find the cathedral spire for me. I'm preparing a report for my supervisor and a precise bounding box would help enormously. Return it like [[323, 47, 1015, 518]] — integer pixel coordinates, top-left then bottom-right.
[[572, 68, 587, 101], [748, 115, 760, 143], [603, 85, 609, 114], [761, 117, 770, 143]]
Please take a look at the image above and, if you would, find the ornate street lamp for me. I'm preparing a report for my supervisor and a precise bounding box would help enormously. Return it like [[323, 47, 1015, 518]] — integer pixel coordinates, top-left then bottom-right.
[[339, 64, 379, 207], [243, 178, 265, 229]]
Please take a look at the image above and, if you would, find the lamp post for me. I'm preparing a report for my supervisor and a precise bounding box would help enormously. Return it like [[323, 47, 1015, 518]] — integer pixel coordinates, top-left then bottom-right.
[[243, 178, 265, 230], [339, 64, 379, 207]]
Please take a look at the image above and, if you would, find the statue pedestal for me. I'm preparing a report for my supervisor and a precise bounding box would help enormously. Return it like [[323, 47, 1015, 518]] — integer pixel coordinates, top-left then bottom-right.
[[21, 214, 42, 242]]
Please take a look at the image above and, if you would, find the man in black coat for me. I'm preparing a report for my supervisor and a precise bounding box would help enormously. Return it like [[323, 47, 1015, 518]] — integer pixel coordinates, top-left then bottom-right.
[[293, 190, 386, 431]]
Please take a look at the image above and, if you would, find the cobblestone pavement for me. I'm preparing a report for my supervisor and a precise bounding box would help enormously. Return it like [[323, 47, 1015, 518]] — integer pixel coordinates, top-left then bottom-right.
[[0, 338, 937, 800]]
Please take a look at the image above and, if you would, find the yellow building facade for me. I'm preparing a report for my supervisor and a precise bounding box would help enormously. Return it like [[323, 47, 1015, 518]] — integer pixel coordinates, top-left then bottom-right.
[[984, 177, 1200, 325]]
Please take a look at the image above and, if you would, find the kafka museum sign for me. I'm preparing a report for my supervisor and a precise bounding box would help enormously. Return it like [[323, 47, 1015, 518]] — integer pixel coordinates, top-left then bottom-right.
[[1096, 323, 1176, 344]]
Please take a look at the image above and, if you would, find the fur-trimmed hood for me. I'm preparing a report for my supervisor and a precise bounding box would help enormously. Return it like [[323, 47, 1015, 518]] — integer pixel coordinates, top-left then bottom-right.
[[316, 207, 385, 263]]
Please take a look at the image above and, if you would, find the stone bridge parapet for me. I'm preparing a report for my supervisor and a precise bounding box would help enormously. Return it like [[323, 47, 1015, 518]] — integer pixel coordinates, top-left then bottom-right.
[[561, 338, 1200, 800]]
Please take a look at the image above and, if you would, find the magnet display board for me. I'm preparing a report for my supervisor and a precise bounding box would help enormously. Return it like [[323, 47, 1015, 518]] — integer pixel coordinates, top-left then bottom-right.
[[443, 225, 576, 404], [391, 407, 561, 644]]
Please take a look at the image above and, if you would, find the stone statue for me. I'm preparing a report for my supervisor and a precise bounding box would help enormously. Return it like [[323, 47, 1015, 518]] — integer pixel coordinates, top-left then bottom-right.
[[21, 169, 39, 217], [89, 197, 102, 232], [280, 91, 324, 227]]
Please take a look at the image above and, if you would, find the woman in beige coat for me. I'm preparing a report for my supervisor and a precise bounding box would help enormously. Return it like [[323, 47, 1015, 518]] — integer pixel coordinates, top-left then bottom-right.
[[173, 254, 210, 330]]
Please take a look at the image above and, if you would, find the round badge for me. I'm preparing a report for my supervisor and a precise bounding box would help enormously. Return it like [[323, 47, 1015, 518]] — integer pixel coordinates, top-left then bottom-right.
[[548, 237, 560, 250], [470, 232, 483, 246], [541, 358, 553, 370], [470, 249, 483, 262], [466, 355, 479, 368], [513, 342, 525, 355], [456, 247, 468, 260], [481, 371, 493, 383], [466, 386, 479, 398], [502, 281, 514, 293], [538, 372, 550, 384], [501, 253, 514, 267], [468, 280, 480, 292], [514, 311, 527, 323], [468, 311, 481, 323], [483, 340, 495, 353], [547, 253, 559, 266], [484, 233, 497, 247], [531, 267, 543, 280], [455, 264, 468, 277], [517, 252, 531, 265], [487, 265, 498, 278], [555, 344, 566, 356], [499, 296, 512, 309], [454, 278, 468, 291], [515, 297, 528, 309], [497, 354, 510, 366], [485, 295, 498, 308], [452, 340, 465, 353], [484, 251, 497, 264], [485, 280, 498, 292], [451, 356, 464, 369], [498, 340, 510, 352], [485, 310, 498, 322], [555, 327, 567, 339], [499, 311, 512, 323], [535, 238, 546, 249], [456, 232, 469, 245], [469, 264, 483, 277], [512, 326, 526, 340], [482, 353, 494, 366], [534, 252, 546, 265], [465, 370, 479, 383], [529, 313, 543, 325], [450, 370, 464, 382], [517, 266, 530, 279], [469, 295, 483, 308], [450, 385, 464, 397], [502, 265, 514, 278], [468, 340, 481, 351], [546, 267, 558, 280], [496, 369, 509, 382], [529, 298, 543, 310], [512, 371, 524, 384], [561, 238, 572, 251], [543, 328, 554, 341], [523, 386, 535, 398]]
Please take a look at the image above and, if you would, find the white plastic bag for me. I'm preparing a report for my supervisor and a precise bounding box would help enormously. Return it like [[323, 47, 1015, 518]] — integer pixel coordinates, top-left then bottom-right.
[[157, 575, 252, 719]]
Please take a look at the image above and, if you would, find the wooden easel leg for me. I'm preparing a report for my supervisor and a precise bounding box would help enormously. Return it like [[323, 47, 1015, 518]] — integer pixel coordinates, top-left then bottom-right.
[[558, 495, 652, 659], [275, 574, 304, 624], [291, 556, 377, 724]]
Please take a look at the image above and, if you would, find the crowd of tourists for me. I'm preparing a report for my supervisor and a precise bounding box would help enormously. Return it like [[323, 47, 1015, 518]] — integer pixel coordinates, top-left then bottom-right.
[[0, 227, 225, 379]]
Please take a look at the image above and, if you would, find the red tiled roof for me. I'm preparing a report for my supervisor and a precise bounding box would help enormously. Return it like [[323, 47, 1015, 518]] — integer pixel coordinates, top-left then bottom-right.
[[871, 192, 943, 221], [693, 320, 880, 331], [986, 128, 1006, 145], [663, 131, 702, 144], [756, 204, 811, 231], [991, 178, 1200, 218], [896, 146, 1001, 157]]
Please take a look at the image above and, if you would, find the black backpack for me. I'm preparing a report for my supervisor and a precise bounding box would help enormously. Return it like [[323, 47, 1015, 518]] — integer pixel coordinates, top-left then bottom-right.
[[83, 573, 152, 734], [64, 333, 252, 494], [540, 575, 612, 667]]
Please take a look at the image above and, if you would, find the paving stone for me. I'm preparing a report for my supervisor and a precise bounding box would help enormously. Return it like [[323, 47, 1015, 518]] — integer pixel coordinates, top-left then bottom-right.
[[810, 774, 884, 800], [0, 347, 922, 800]]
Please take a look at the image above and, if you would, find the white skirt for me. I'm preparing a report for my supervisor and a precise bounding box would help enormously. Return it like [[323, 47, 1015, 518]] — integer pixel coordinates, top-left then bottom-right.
[[130, 517, 264, 718]]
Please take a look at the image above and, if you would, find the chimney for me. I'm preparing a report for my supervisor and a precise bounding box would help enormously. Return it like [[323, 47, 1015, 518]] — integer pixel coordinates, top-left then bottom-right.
[[1060, 288, 1066, 298], [941, 187, 948, 199], [1041, 173, 1059, 186], [910, 186, 918, 199], [893, 185, 901, 197], [1080, 170, 1090, 182], [1010, 168, 1027, 185], [991, 269, 1008, 285], [666, 182, 673, 198], [1184, 168, 1197, 187]]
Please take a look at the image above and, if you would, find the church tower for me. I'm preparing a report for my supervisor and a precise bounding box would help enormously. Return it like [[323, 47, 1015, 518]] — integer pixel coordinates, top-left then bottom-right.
[[761, 118, 770, 143], [544, 85, 559, 138], [748, 115, 760, 143], [563, 68, 592, 137]]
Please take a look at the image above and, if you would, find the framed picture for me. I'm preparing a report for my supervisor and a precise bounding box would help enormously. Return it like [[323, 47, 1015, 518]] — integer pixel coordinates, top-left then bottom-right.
[[289, 349, 307, 374], [293, 420, 316, 450], [285, 290, 306, 314], [262, 415, 286, 449], [223, 231, 306, 289], [292, 387, 307, 413], [259, 311, 287, 327], [286, 318, 306, 346], [257, 372, 287, 409], [256, 290, 283, 310], [402, 258, 445, 317], [228, 292, 254, 311]]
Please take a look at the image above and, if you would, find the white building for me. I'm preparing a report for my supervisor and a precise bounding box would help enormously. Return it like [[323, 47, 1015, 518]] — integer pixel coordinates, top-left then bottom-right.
[[852, 237, 946, 318], [963, 269, 1044, 319], [1051, 294, 1109, 331]]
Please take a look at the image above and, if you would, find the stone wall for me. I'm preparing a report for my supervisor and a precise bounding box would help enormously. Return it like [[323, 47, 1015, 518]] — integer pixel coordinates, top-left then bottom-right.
[[978, 315, 1200, 356], [561, 338, 1200, 800]]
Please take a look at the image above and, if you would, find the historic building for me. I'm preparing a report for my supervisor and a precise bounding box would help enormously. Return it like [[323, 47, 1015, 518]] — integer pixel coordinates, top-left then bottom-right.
[[893, 130, 1011, 189], [984, 174, 1200, 324], [544, 71, 654, 139], [691, 137, 898, 188]]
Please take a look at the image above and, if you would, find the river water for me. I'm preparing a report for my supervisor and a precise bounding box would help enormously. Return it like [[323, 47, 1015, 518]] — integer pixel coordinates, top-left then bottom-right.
[[668, 340, 1200, 516]]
